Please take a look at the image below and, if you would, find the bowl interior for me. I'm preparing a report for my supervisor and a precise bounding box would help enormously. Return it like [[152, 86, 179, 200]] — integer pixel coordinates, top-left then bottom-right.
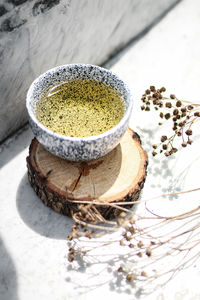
[[26, 64, 133, 139]]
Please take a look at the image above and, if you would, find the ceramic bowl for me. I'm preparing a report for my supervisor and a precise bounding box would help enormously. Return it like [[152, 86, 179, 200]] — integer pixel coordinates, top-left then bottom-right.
[[26, 64, 133, 161]]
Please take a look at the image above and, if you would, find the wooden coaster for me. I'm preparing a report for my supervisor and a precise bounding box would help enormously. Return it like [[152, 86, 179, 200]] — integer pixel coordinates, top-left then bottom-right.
[[26, 128, 148, 219]]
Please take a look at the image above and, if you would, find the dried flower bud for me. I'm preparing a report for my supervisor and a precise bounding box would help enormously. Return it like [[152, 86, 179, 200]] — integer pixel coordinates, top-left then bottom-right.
[[161, 135, 167, 142], [160, 87, 166, 92], [141, 105, 145, 110], [177, 130, 182, 136], [145, 89, 150, 95], [126, 273, 136, 282], [118, 267, 124, 272], [68, 234, 73, 241], [162, 144, 168, 150], [165, 102, 172, 108], [146, 247, 152, 257], [84, 231, 92, 239], [181, 142, 187, 148], [194, 111, 200, 117], [176, 100, 182, 107], [185, 129, 192, 136], [152, 93, 158, 99], [69, 248, 75, 254], [178, 122, 184, 127], [187, 105, 194, 110], [150, 85, 156, 92], [181, 107, 186, 113], [152, 151, 157, 157], [137, 241, 144, 248], [172, 147, 178, 153], [68, 254, 74, 262], [165, 113, 171, 120], [160, 112, 164, 118], [173, 109, 179, 115], [170, 94, 176, 99], [152, 144, 157, 149]]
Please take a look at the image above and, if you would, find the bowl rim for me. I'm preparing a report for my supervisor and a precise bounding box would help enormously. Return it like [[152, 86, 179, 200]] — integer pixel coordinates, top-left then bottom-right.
[[26, 63, 133, 142]]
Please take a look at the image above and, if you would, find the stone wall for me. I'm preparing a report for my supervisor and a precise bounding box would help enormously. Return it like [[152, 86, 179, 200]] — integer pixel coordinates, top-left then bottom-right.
[[0, 0, 180, 142]]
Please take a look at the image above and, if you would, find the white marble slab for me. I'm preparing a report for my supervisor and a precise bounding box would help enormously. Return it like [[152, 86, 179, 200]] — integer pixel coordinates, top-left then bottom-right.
[[1, 0, 200, 299]]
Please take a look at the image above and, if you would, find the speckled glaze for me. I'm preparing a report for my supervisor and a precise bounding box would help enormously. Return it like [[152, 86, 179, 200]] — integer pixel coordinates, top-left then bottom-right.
[[26, 64, 133, 161]]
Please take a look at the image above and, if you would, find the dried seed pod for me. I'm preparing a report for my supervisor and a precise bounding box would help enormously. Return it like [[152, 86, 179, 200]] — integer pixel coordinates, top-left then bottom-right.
[[185, 129, 192, 136], [141, 271, 147, 277], [118, 267, 124, 272], [160, 112, 164, 118], [152, 151, 157, 157], [146, 247, 152, 257], [160, 87, 166, 92], [137, 241, 144, 248], [68, 234, 73, 241], [176, 100, 182, 107], [68, 254, 74, 262], [145, 89, 151, 95], [165, 113, 171, 120], [173, 109, 179, 116], [181, 107, 187, 113], [181, 142, 187, 148], [165, 102, 172, 108], [187, 105, 194, 110], [150, 85, 156, 92], [126, 273, 136, 282], [161, 135, 167, 142], [162, 144, 168, 150]]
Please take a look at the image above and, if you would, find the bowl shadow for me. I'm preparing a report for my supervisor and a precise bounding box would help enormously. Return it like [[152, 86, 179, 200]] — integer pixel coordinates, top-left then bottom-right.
[[16, 172, 74, 240]]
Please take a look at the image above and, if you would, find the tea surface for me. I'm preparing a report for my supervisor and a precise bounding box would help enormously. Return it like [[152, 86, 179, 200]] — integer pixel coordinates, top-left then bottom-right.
[[36, 78, 124, 137]]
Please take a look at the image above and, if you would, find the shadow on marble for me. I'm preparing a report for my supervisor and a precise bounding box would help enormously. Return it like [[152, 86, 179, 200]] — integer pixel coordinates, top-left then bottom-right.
[[0, 125, 32, 169], [0, 236, 18, 300], [16, 172, 74, 240], [134, 126, 182, 192]]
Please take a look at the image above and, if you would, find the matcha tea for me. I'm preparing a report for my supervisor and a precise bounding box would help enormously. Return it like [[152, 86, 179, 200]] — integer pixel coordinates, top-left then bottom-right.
[[36, 78, 124, 137]]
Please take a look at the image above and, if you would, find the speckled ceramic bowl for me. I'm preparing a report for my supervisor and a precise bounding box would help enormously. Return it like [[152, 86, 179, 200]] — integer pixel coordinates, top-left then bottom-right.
[[26, 64, 133, 161]]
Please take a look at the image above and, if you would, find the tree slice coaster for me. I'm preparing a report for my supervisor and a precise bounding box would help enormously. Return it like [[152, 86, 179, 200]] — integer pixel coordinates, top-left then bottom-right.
[[26, 128, 148, 220]]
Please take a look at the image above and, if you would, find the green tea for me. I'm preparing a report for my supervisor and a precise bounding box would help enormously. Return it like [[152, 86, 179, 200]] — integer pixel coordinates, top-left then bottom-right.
[[36, 78, 124, 137]]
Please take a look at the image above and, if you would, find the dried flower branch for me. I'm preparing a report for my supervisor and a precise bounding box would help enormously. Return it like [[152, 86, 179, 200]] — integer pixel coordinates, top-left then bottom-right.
[[140, 86, 200, 156], [65, 88, 200, 295], [66, 188, 200, 294]]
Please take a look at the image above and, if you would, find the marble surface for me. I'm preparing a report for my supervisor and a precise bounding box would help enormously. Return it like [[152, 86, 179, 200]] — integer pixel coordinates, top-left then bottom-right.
[[1, 0, 200, 299], [0, 0, 180, 143]]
